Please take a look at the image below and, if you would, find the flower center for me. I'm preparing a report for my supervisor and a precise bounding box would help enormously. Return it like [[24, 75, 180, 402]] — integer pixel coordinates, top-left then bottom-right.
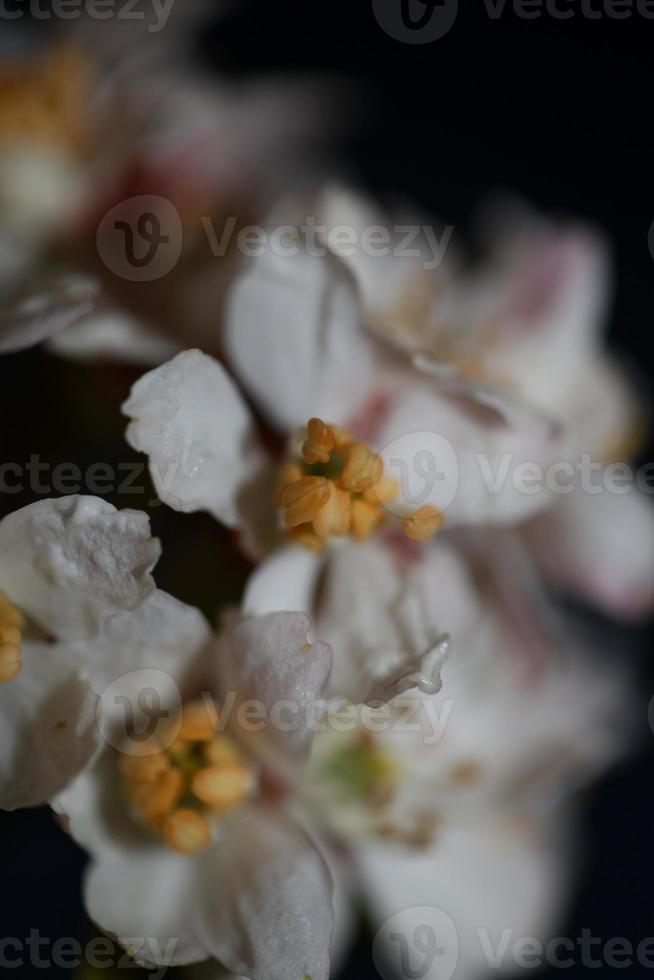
[[0, 593, 25, 683], [0, 42, 90, 155], [277, 417, 443, 550], [119, 699, 256, 856], [321, 730, 398, 810]]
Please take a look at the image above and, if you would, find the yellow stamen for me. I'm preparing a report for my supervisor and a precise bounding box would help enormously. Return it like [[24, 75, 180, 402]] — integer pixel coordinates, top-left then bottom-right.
[[403, 505, 445, 542], [275, 460, 304, 505], [0, 593, 25, 683], [129, 768, 184, 822], [363, 474, 400, 505], [119, 750, 170, 784], [0, 644, 21, 683], [340, 443, 383, 494], [204, 734, 243, 767], [351, 498, 385, 541], [302, 418, 335, 464], [280, 476, 332, 528], [192, 764, 255, 811], [163, 808, 212, 855], [177, 700, 218, 742], [312, 483, 351, 538], [287, 523, 326, 553]]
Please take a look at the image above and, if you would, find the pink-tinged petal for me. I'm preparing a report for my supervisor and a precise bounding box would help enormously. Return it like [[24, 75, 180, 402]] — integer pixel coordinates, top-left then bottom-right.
[[191, 808, 333, 980], [216, 611, 332, 764], [224, 244, 373, 430], [0, 276, 100, 354], [0, 643, 100, 810], [523, 484, 654, 620], [377, 378, 569, 526], [0, 496, 160, 641], [361, 818, 570, 980], [123, 349, 261, 527]]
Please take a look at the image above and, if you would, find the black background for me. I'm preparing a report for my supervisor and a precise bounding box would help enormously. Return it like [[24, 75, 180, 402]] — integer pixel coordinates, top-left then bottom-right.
[[2, 0, 654, 976]]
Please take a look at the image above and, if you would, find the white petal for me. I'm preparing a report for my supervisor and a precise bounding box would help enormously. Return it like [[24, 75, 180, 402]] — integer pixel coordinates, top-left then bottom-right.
[[123, 349, 260, 526], [55, 749, 208, 966], [217, 611, 332, 764], [0, 643, 100, 810], [243, 545, 323, 616], [79, 589, 211, 730], [361, 818, 569, 980], [523, 483, 654, 619], [0, 496, 160, 640], [0, 275, 100, 353], [47, 311, 181, 366], [224, 243, 373, 430], [316, 540, 455, 705], [377, 379, 569, 525], [192, 808, 333, 980]]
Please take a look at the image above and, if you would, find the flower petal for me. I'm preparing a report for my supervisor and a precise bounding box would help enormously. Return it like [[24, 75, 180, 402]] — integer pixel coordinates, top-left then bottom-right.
[[0, 496, 160, 640], [217, 611, 332, 765], [191, 808, 333, 980], [0, 275, 100, 354], [377, 378, 569, 525], [0, 643, 100, 810], [360, 818, 569, 980], [54, 750, 208, 967], [123, 349, 260, 526], [47, 310, 181, 366], [224, 243, 373, 430], [523, 483, 654, 619], [243, 545, 323, 616]]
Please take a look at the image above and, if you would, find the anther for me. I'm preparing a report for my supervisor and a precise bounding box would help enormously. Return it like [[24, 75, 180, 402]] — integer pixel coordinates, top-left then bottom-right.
[[301, 418, 335, 465], [403, 505, 444, 542], [280, 476, 332, 527], [340, 443, 383, 493], [163, 808, 212, 855]]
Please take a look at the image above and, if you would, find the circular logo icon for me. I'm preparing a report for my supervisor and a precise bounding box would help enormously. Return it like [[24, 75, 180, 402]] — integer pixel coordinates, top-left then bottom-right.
[[380, 430, 459, 516], [372, 0, 459, 43], [96, 195, 182, 282], [96, 668, 182, 755], [373, 906, 459, 980]]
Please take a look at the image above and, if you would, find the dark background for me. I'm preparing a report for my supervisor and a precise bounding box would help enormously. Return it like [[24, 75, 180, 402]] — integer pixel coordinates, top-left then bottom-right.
[[2, 0, 654, 976]]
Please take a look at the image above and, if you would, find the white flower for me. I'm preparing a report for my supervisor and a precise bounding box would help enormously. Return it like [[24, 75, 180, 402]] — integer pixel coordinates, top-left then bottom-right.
[[309, 186, 654, 619], [0, 495, 160, 810], [0, 20, 337, 366], [53, 603, 368, 980]]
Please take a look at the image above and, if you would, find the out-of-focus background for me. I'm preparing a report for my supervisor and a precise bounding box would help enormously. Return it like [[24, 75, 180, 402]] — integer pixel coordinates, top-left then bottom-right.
[[1, 1, 654, 976]]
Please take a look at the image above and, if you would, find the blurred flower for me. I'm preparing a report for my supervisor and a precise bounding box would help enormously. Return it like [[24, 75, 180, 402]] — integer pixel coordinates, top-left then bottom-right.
[[312, 186, 654, 619], [0, 495, 160, 810], [0, 11, 339, 363]]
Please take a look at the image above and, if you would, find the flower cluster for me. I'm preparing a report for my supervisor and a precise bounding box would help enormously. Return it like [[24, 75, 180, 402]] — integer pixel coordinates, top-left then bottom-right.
[[0, 12, 650, 980]]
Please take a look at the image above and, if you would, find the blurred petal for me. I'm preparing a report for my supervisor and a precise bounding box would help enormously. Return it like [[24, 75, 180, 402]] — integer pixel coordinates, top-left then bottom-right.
[[192, 808, 333, 980], [361, 819, 569, 980], [217, 611, 332, 764], [123, 349, 260, 526], [243, 545, 323, 616], [225, 244, 373, 430], [47, 311, 181, 366], [0, 496, 160, 640], [523, 483, 654, 619], [378, 378, 568, 526], [0, 643, 99, 810], [0, 275, 100, 354]]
